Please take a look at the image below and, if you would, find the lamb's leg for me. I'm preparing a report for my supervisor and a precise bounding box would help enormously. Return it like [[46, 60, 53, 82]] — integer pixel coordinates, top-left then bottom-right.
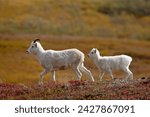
[[73, 66, 82, 80], [39, 69, 48, 85], [129, 71, 133, 79], [79, 63, 94, 82], [99, 71, 105, 81], [109, 69, 114, 80], [51, 71, 56, 81], [123, 67, 133, 80]]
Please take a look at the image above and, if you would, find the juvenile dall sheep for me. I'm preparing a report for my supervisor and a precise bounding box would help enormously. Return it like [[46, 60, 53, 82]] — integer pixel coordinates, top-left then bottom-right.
[[88, 48, 133, 81], [26, 39, 94, 84]]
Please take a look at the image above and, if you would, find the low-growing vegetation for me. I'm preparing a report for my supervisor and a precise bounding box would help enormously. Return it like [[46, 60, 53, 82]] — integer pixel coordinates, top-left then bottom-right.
[[0, 77, 149, 99]]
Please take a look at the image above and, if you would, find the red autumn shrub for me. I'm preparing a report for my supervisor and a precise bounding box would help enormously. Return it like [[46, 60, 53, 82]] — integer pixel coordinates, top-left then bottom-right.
[[0, 77, 149, 100]]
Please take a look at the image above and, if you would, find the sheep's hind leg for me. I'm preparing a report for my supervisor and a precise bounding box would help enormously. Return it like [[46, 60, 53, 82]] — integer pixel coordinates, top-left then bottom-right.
[[39, 69, 48, 85], [73, 66, 82, 80], [79, 63, 94, 82]]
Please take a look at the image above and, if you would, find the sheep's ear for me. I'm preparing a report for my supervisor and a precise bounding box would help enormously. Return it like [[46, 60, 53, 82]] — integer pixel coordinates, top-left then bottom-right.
[[35, 43, 37, 47], [33, 39, 40, 43]]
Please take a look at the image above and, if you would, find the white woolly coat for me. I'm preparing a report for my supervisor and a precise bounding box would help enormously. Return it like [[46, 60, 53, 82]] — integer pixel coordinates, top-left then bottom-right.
[[96, 55, 132, 72], [37, 49, 84, 71]]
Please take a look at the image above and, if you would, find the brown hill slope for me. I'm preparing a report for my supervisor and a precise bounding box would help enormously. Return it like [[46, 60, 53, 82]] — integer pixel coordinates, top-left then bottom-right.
[[0, 0, 150, 39]]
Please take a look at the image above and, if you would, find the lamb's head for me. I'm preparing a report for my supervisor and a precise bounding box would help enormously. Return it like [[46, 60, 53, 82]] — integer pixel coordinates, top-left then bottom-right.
[[26, 39, 41, 54], [88, 48, 100, 59]]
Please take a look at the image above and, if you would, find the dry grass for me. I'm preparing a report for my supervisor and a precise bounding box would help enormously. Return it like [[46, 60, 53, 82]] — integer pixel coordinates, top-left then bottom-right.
[[0, 36, 150, 85], [0, 0, 150, 39]]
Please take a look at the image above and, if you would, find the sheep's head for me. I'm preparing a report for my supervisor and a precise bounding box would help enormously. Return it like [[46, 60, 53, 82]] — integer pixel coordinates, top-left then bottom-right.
[[26, 39, 41, 54], [88, 48, 100, 59]]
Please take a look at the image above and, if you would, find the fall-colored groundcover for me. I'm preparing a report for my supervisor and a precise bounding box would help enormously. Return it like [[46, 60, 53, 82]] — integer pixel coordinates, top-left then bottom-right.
[[0, 77, 149, 100]]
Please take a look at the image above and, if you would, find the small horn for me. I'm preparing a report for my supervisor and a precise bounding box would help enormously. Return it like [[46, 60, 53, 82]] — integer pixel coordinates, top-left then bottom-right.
[[33, 39, 40, 43]]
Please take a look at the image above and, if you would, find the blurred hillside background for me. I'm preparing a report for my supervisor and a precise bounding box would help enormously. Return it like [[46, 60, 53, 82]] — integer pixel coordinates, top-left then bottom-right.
[[0, 0, 150, 84], [0, 0, 150, 39]]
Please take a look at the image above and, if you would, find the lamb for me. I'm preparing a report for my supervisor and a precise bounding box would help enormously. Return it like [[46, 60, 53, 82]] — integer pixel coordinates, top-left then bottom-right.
[[88, 48, 133, 81], [26, 39, 94, 84]]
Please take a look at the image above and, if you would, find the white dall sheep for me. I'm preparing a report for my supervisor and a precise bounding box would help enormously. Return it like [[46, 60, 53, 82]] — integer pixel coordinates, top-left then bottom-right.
[[88, 48, 133, 81], [26, 39, 94, 84]]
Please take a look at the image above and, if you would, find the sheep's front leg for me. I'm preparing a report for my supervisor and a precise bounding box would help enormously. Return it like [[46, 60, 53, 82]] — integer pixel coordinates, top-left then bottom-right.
[[99, 71, 105, 81], [39, 69, 48, 85], [51, 71, 56, 81]]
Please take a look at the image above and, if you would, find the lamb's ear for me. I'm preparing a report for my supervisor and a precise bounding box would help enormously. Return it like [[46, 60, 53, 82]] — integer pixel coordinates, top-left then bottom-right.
[[33, 39, 40, 43], [94, 48, 97, 53]]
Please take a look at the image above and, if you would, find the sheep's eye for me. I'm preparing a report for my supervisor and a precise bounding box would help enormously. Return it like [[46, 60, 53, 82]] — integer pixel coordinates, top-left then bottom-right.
[[31, 46, 34, 48], [91, 52, 93, 54]]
